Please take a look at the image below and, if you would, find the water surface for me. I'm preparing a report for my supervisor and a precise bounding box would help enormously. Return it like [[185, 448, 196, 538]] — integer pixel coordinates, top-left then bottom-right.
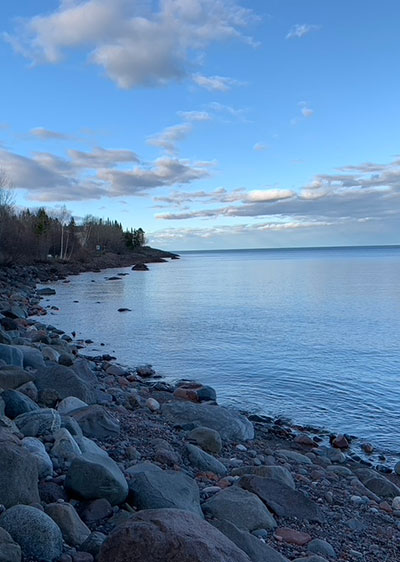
[[40, 246, 400, 455]]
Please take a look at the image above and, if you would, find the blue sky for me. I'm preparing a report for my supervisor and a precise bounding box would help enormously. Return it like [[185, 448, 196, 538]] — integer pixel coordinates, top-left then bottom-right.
[[1, 0, 400, 250]]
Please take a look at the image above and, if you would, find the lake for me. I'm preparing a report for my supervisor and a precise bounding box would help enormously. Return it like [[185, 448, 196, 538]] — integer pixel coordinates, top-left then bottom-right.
[[40, 246, 400, 456]]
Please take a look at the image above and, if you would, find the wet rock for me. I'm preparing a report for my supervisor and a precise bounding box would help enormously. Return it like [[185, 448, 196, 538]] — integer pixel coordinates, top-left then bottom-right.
[[332, 434, 349, 449], [203, 485, 276, 531], [174, 381, 217, 403], [185, 443, 227, 476], [45, 503, 90, 547], [98, 508, 251, 562], [37, 287, 56, 295], [162, 401, 254, 441], [65, 452, 128, 505], [187, 426, 222, 454], [0, 442, 40, 507], [136, 364, 155, 377], [0, 505, 63, 562], [132, 263, 149, 271], [128, 464, 203, 517]]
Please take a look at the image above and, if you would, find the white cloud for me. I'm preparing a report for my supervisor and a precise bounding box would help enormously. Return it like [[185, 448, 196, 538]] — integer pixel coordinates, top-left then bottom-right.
[[6, 0, 257, 89], [246, 189, 295, 202], [192, 74, 243, 92], [147, 123, 192, 154], [178, 111, 211, 122], [68, 147, 139, 168], [286, 24, 320, 39], [30, 127, 70, 140]]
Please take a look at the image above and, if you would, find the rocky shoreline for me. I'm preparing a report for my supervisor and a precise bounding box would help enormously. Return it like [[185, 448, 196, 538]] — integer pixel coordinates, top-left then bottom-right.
[[0, 263, 399, 562]]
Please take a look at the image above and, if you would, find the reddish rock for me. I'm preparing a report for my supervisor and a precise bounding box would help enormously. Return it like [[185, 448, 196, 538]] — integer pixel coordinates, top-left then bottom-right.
[[275, 527, 312, 546], [294, 434, 318, 447], [379, 501, 393, 513], [332, 434, 349, 449], [361, 443, 374, 454]]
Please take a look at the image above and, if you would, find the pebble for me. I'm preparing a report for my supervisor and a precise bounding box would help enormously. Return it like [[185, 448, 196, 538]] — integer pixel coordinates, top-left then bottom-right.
[[275, 527, 312, 546]]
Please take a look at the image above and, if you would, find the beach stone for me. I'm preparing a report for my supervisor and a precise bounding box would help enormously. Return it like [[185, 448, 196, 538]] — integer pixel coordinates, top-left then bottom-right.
[[57, 395, 88, 415], [17, 345, 46, 370], [98, 508, 251, 562], [0, 366, 33, 389], [185, 443, 227, 476], [162, 401, 254, 441], [69, 405, 120, 439], [275, 527, 312, 546], [212, 519, 289, 562], [37, 287, 56, 295], [65, 452, 128, 505], [15, 408, 61, 436], [0, 345, 23, 367], [45, 503, 90, 547], [146, 397, 160, 412], [18, 380, 38, 402], [80, 499, 113, 525], [61, 415, 84, 439], [187, 426, 222, 453], [392, 496, 400, 510], [80, 532, 107, 557], [0, 505, 63, 562], [51, 428, 82, 468], [128, 464, 203, 517], [332, 434, 349, 449], [1, 389, 39, 418], [232, 465, 295, 489], [42, 346, 61, 362], [174, 381, 217, 403], [276, 449, 312, 464], [203, 485, 276, 531], [34, 364, 97, 404], [39, 481, 69, 504], [0, 442, 40, 507], [22, 437, 53, 478], [0, 527, 21, 562], [308, 538, 337, 558], [294, 557, 328, 562], [238, 475, 323, 522], [355, 468, 400, 498]]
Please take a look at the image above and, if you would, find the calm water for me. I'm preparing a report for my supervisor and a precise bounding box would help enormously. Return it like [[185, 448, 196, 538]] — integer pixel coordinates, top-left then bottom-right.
[[39, 246, 400, 455]]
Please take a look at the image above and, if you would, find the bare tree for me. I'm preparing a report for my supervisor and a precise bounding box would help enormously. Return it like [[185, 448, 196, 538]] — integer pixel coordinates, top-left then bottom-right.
[[0, 169, 14, 210]]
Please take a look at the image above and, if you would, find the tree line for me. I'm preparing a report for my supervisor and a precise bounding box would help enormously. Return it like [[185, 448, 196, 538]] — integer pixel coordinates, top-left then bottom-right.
[[0, 172, 146, 265]]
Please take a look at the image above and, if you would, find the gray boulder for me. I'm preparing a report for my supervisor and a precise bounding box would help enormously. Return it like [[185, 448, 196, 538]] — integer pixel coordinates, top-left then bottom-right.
[[80, 532, 107, 557], [238, 475, 323, 522], [15, 408, 61, 437], [0, 505, 63, 562], [307, 539, 337, 558], [65, 452, 128, 505], [50, 428, 82, 468], [185, 443, 227, 476], [162, 401, 254, 441], [0, 345, 23, 367], [16, 345, 45, 370], [1, 389, 39, 419], [355, 468, 400, 499], [57, 396, 88, 415], [22, 437, 53, 478], [34, 363, 97, 404], [0, 527, 21, 562], [0, 366, 33, 389], [45, 502, 90, 547], [212, 519, 289, 562], [98, 508, 251, 562], [0, 442, 40, 508], [69, 405, 120, 439], [187, 426, 222, 453], [203, 486, 276, 531], [128, 465, 203, 517], [232, 466, 295, 489], [37, 287, 56, 295], [276, 449, 312, 465]]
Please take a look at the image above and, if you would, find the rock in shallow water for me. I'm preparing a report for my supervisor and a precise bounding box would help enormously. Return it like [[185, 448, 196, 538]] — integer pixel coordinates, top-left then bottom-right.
[[0, 505, 63, 562], [98, 508, 251, 562]]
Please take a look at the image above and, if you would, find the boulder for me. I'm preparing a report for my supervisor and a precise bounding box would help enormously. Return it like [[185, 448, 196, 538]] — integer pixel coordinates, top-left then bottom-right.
[[0, 366, 33, 389], [1, 389, 39, 419], [15, 408, 61, 437], [276, 449, 313, 465], [45, 503, 91, 547], [0, 345, 23, 367], [58, 396, 88, 416], [16, 345, 46, 370], [355, 468, 400, 499], [34, 363, 97, 404], [65, 452, 128, 505], [185, 443, 227, 476], [0, 527, 21, 562], [203, 486, 276, 531], [0, 505, 63, 562], [69, 405, 120, 439], [128, 464, 203, 517], [232, 466, 295, 489], [187, 426, 222, 454], [0, 442, 40, 508], [22, 437, 53, 478], [238, 476, 323, 522], [307, 539, 337, 558], [162, 401, 254, 441], [37, 287, 56, 295], [80, 532, 107, 557], [50, 428, 82, 468], [174, 381, 217, 403], [212, 519, 289, 562], [98, 509, 251, 562]]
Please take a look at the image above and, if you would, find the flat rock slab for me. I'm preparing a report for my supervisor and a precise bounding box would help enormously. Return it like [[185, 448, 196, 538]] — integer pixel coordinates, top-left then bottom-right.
[[98, 508, 251, 562], [354, 468, 400, 499], [203, 485, 276, 531], [276, 449, 313, 465], [128, 466, 203, 517], [69, 405, 120, 439], [232, 465, 295, 489], [275, 527, 312, 546], [212, 519, 290, 562], [162, 401, 254, 441], [238, 475, 323, 522]]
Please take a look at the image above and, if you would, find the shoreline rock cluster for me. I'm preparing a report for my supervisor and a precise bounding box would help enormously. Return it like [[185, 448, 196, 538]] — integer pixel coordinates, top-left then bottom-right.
[[0, 263, 399, 561]]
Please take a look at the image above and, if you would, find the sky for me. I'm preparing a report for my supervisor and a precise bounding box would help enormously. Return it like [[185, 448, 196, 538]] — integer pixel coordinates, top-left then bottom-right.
[[1, 0, 400, 251]]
